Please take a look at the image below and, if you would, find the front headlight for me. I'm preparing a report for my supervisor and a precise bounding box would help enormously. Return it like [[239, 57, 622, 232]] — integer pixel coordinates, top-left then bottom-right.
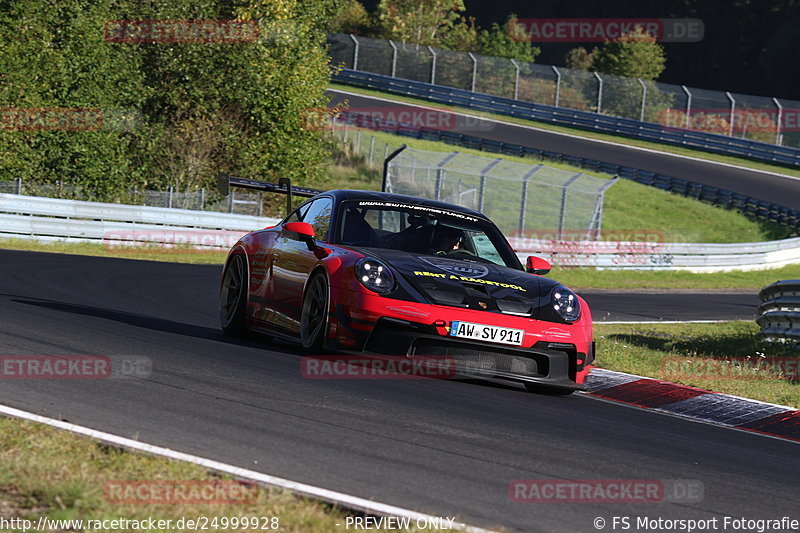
[[551, 286, 580, 322], [355, 258, 396, 294]]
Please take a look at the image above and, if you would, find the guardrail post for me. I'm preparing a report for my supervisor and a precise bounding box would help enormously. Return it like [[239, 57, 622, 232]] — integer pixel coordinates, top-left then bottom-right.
[[773, 97, 783, 145], [551, 66, 561, 107], [435, 152, 460, 201], [388, 40, 398, 77], [519, 165, 544, 234], [511, 59, 521, 100], [594, 72, 603, 113], [167, 186, 173, 209], [477, 158, 502, 213], [726, 91, 736, 137], [638, 78, 647, 122], [427, 46, 437, 84], [468, 53, 478, 92], [14, 177, 21, 195], [349, 34, 359, 70], [682, 85, 692, 128], [557, 173, 582, 240]]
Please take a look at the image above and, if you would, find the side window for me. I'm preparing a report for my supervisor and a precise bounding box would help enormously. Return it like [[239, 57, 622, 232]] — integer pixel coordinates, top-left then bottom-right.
[[302, 197, 334, 242], [283, 202, 311, 224]]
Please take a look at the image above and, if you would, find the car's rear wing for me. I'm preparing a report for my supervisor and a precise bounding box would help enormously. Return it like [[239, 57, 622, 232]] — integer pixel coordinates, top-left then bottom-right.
[[215, 173, 323, 216]]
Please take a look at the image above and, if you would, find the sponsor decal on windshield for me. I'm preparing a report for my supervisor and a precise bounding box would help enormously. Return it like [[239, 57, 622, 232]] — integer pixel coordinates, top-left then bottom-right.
[[356, 201, 479, 222], [412, 271, 526, 292]]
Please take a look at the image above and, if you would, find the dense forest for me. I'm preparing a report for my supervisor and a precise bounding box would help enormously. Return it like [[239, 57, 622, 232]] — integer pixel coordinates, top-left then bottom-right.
[[357, 0, 800, 99]]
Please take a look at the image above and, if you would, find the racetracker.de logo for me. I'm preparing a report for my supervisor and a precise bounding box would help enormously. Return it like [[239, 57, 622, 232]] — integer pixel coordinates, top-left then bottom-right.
[[0, 356, 151, 379], [513, 18, 704, 43], [301, 355, 457, 380], [661, 357, 800, 382], [508, 479, 704, 503], [104, 481, 259, 505], [104, 20, 259, 44]]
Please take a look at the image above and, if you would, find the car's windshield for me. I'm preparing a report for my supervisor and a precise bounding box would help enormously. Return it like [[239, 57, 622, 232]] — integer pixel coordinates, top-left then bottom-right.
[[335, 200, 522, 270]]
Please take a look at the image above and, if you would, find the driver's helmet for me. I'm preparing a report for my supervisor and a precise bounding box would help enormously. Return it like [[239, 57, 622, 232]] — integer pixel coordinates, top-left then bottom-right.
[[430, 224, 465, 254]]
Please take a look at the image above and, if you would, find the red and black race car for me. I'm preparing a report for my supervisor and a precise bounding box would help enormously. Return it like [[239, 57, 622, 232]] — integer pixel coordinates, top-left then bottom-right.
[[219, 185, 593, 394]]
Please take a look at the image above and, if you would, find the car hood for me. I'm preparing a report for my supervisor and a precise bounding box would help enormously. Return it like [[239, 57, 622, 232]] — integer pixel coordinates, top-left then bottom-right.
[[360, 248, 561, 317]]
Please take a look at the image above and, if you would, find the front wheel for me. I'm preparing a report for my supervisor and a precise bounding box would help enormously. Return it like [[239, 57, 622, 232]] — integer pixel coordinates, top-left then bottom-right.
[[220, 255, 248, 337], [300, 272, 329, 352]]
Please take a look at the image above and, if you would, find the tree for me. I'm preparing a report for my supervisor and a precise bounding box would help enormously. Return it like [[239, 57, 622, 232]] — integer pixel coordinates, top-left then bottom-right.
[[564, 47, 595, 71], [376, 0, 467, 46], [591, 26, 666, 80], [476, 14, 540, 63], [328, 0, 371, 35]]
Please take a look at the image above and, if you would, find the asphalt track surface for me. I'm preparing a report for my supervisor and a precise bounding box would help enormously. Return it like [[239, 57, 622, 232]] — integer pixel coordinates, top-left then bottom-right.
[[327, 89, 800, 208], [2, 250, 796, 532]]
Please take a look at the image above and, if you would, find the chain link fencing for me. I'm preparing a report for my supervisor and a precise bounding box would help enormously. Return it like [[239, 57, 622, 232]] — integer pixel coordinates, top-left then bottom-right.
[[329, 33, 800, 148]]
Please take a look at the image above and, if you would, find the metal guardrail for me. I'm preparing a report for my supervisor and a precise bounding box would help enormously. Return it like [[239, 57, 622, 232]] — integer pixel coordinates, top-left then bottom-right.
[[757, 280, 800, 343], [332, 69, 800, 169], [0, 193, 280, 247], [336, 110, 800, 231]]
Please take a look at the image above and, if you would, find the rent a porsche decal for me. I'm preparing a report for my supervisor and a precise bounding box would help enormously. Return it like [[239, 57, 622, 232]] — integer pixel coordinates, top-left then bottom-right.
[[412, 270, 526, 292]]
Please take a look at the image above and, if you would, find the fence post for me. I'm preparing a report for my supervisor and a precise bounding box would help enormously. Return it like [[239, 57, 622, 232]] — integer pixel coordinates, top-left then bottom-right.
[[349, 34, 359, 70], [435, 152, 460, 201], [594, 72, 603, 113], [773, 97, 783, 145], [356, 129, 362, 154], [168, 186, 173, 209], [199, 188, 205, 210], [558, 173, 582, 240], [428, 46, 437, 84], [228, 189, 234, 213], [551, 66, 561, 107], [388, 40, 398, 77], [682, 85, 692, 129], [477, 159, 502, 213], [468, 53, 477, 92], [14, 177, 22, 195], [638, 78, 647, 122], [511, 59, 521, 100], [258, 191, 263, 217], [726, 91, 736, 136], [519, 166, 544, 234]]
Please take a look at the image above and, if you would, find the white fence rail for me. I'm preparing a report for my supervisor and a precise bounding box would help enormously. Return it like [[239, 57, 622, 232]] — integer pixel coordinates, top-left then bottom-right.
[[0, 193, 280, 248], [511, 236, 800, 272]]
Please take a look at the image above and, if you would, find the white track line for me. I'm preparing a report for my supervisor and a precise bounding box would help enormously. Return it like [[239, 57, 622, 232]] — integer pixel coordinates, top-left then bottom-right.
[[0, 403, 494, 533], [328, 88, 800, 183], [595, 320, 734, 324]]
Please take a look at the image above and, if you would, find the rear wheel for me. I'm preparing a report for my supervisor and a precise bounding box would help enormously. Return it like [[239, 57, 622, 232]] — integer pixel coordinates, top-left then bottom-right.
[[220, 255, 248, 337], [524, 382, 575, 396], [300, 272, 329, 352]]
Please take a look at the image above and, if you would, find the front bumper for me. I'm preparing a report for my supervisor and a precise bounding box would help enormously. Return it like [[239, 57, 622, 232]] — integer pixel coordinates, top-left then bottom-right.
[[362, 317, 590, 390]]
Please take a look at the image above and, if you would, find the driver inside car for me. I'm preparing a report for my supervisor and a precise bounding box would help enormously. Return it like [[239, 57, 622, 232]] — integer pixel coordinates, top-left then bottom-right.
[[429, 225, 465, 255]]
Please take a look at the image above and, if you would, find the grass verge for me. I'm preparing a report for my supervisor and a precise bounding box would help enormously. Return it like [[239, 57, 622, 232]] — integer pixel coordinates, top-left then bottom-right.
[[0, 416, 443, 532], [329, 83, 800, 180], [0, 238, 227, 265], [556, 265, 798, 291], [595, 321, 799, 408]]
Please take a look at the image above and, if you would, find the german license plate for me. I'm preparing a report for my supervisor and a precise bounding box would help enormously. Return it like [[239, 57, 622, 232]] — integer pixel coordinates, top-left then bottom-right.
[[449, 321, 524, 346]]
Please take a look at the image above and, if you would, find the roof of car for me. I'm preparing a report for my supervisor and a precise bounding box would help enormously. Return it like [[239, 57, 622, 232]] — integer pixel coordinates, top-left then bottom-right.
[[321, 189, 488, 220]]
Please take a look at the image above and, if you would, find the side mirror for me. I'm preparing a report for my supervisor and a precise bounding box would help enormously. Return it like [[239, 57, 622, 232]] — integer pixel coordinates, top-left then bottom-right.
[[282, 222, 316, 250], [526, 256, 551, 275]]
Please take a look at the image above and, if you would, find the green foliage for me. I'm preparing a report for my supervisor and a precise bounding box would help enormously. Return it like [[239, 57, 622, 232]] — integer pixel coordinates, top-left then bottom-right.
[[476, 15, 539, 63], [375, 0, 467, 46], [0, 0, 335, 199], [328, 0, 372, 35], [591, 26, 666, 80], [564, 47, 595, 70]]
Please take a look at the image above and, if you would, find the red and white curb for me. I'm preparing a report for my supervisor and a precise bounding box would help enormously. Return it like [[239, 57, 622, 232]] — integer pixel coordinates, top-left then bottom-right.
[[584, 368, 800, 443]]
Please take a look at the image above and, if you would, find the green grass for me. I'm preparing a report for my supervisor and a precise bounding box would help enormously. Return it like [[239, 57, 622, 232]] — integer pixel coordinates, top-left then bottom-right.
[[0, 416, 447, 532], [595, 321, 799, 408], [553, 265, 800, 290], [330, 82, 800, 180], [0, 238, 228, 264]]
